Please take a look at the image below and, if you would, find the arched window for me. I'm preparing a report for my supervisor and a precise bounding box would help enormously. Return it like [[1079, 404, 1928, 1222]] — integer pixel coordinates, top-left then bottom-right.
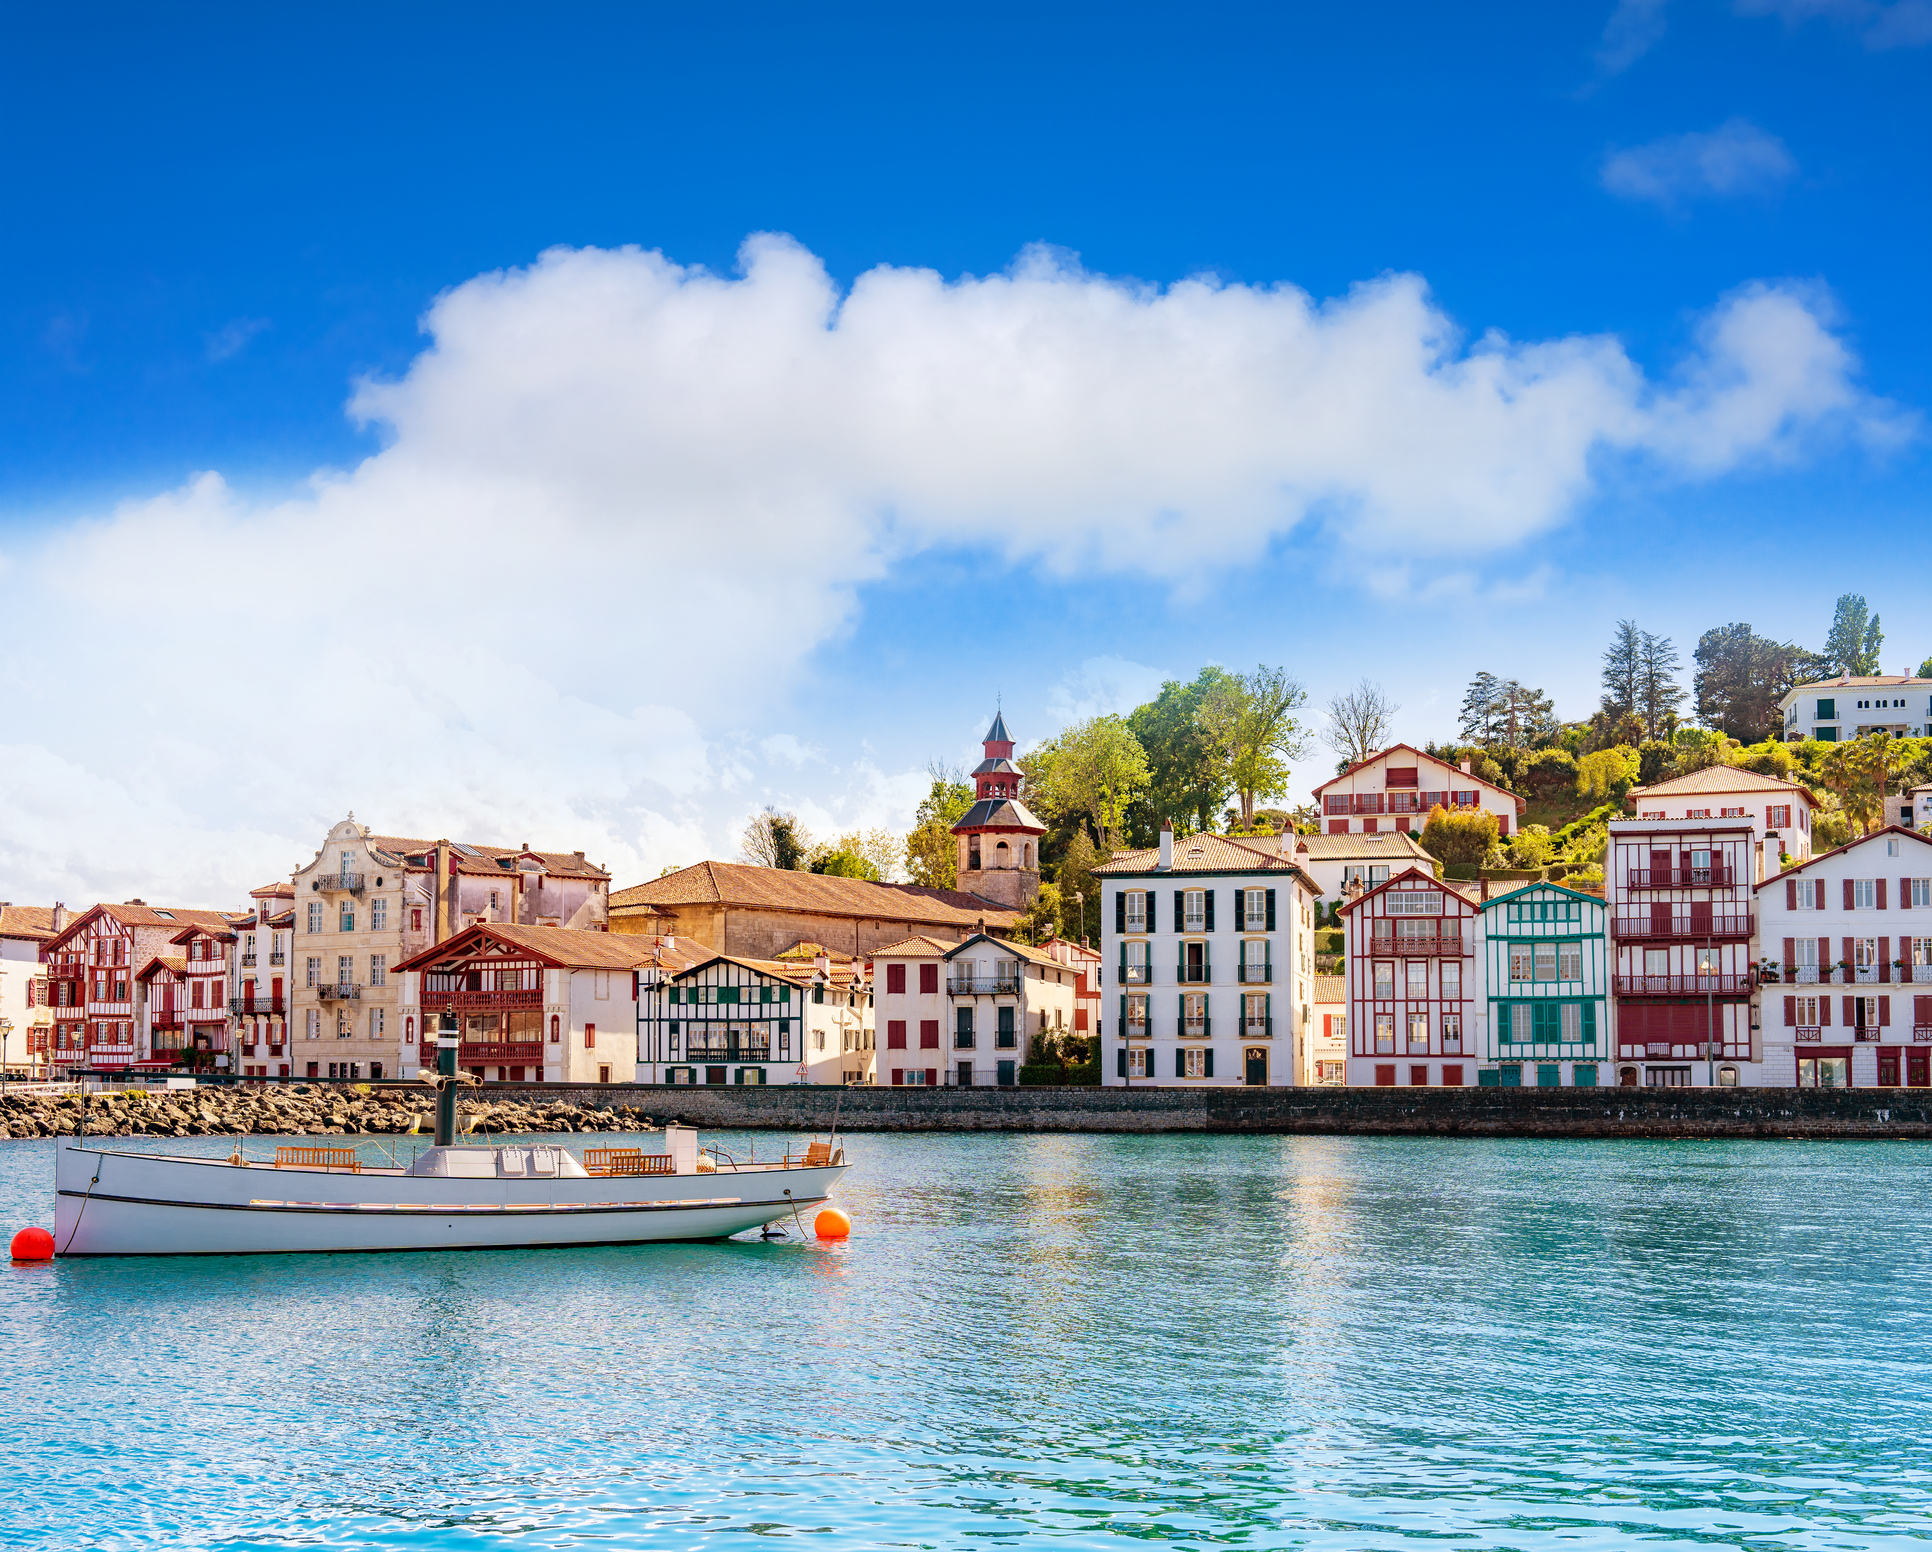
[[404, 1016, 414, 1042], [550, 1014, 561, 1043], [995, 840, 1010, 868], [1023, 843, 1033, 868]]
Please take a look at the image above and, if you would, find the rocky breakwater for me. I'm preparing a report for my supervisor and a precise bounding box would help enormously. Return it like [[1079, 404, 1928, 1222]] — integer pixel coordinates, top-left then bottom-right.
[[0, 1085, 660, 1141]]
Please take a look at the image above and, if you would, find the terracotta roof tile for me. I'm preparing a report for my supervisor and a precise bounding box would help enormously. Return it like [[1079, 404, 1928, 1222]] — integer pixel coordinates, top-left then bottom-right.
[[361, 835, 611, 880], [0, 905, 62, 941], [1628, 766, 1812, 799], [609, 861, 1020, 928], [1094, 835, 1308, 876], [1311, 974, 1345, 1004], [869, 933, 963, 959], [1288, 832, 1433, 861], [395, 922, 659, 975]]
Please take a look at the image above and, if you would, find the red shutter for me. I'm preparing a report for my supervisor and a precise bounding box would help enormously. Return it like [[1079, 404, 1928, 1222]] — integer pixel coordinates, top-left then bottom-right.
[[1880, 937, 1892, 982], [1786, 880, 1797, 910], [886, 963, 905, 994], [1880, 995, 1891, 1026], [1906, 877, 1916, 910], [1878, 879, 1889, 910], [1844, 879, 1856, 910], [1842, 996, 1855, 1028], [1783, 937, 1795, 978], [1784, 995, 1796, 1027], [887, 1020, 906, 1049], [1820, 936, 1833, 973], [1843, 938, 1855, 979], [1917, 994, 1932, 1027], [1820, 996, 1831, 1026]]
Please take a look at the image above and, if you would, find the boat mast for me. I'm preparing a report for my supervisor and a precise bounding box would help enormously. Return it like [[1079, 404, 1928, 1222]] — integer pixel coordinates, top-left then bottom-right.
[[435, 1005, 460, 1146]]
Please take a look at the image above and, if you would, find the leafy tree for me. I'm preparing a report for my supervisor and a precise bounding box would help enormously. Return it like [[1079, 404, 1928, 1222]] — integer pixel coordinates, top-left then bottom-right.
[[1672, 725, 1734, 774], [1125, 668, 1237, 837], [1323, 678, 1399, 768], [903, 767, 973, 889], [810, 848, 879, 880], [1637, 631, 1686, 738], [1523, 748, 1578, 796], [1693, 623, 1825, 742], [1920, 655, 1932, 679], [813, 828, 902, 882], [1637, 739, 1674, 785], [1576, 745, 1640, 802], [1419, 804, 1498, 865], [1600, 619, 1643, 722], [1817, 733, 1904, 836], [1582, 707, 1647, 754], [1507, 824, 1554, 870], [1198, 665, 1310, 828], [1052, 830, 1108, 944], [1015, 881, 1065, 944], [1027, 714, 1151, 850], [741, 808, 813, 870], [1823, 593, 1883, 677]]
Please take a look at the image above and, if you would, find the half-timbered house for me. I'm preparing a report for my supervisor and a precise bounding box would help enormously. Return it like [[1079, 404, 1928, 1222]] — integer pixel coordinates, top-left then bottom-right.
[[651, 951, 874, 1086], [870, 931, 1078, 1087], [1474, 882, 1609, 1086], [1338, 866, 1479, 1086], [133, 925, 238, 1072]]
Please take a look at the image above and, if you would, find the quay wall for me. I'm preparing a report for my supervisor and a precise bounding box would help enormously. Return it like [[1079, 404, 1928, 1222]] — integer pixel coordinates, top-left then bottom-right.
[[518, 1083, 1932, 1140]]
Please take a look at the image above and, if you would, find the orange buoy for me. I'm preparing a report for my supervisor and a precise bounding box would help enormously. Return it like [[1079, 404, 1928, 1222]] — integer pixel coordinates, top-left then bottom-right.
[[814, 1206, 851, 1239], [10, 1227, 55, 1262]]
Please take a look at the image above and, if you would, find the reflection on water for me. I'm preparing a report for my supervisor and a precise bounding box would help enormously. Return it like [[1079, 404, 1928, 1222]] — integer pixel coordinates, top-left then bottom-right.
[[3, 1130, 1930, 1550]]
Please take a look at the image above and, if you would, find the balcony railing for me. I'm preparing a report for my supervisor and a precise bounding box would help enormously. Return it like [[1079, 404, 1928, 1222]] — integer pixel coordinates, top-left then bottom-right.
[[1614, 974, 1753, 996], [229, 995, 286, 1015], [684, 1041, 773, 1062], [1796, 1027, 1822, 1042], [1324, 791, 1473, 817], [314, 873, 366, 895], [435, 988, 543, 1012], [949, 976, 1020, 996], [240, 954, 257, 967], [1611, 915, 1752, 941], [1117, 964, 1151, 985], [315, 983, 362, 1000], [1175, 962, 1211, 984], [1370, 932, 1467, 957], [1182, 1020, 1210, 1039], [1624, 867, 1736, 888], [1854, 1028, 1883, 1042], [1237, 962, 1273, 984], [1242, 1018, 1274, 1038], [1916, 1026, 1932, 1042], [46, 962, 83, 980], [268, 953, 286, 966], [457, 1041, 546, 1063]]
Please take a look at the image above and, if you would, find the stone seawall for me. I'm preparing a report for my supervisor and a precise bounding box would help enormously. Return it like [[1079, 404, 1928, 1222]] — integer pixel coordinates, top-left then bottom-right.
[[518, 1083, 1932, 1140]]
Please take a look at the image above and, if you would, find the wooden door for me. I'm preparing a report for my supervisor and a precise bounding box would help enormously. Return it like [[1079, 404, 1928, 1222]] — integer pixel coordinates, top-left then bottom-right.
[[1244, 1047, 1267, 1086]]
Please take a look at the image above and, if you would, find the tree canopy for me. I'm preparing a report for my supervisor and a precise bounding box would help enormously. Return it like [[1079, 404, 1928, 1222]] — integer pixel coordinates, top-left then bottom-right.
[[1823, 593, 1883, 677], [1323, 678, 1399, 769], [1026, 714, 1151, 850], [1693, 623, 1823, 742]]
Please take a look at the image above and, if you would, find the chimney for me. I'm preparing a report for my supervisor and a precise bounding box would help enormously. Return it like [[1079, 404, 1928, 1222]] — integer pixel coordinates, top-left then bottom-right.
[[52, 902, 67, 932], [1158, 821, 1174, 871], [814, 952, 830, 978], [1480, 876, 1490, 901], [1460, 759, 1472, 774], [433, 840, 452, 944]]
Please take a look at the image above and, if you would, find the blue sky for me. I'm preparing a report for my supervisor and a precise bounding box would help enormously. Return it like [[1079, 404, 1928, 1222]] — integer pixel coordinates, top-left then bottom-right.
[[3, 1, 1929, 903]]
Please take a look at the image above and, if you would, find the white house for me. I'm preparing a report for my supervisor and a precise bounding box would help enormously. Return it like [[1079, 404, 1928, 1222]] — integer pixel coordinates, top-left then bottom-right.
[[871, 931, 1078, 1087], [1626, 765, 1815, 865], [1755, 825, 1932, 1089], [1285, 831, 1434, 912], [1311, 744, 1522, 838], [1780, 676, 1932, 743], [1885, 784, 1932, 832], [1097, 827, 1319, 1087], [1308, 973, 1346, 1084]]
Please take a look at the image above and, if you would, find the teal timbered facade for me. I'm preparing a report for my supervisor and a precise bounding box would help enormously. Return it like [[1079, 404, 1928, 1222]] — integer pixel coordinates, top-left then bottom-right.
[[1477, 883, 1608, 1087]]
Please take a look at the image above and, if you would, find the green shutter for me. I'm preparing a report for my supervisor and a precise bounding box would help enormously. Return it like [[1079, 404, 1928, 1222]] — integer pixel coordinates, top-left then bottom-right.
[[1175, 1048, 1186, 1078], [1582, 1001, 1597, 1044], [1117, 1047, 1127, 1077], [1204, 890, 1215, 931], [1204, 1048, 1214, 1078], [1265, 889, 1276, 931], [1174, 890, 1183, 933]]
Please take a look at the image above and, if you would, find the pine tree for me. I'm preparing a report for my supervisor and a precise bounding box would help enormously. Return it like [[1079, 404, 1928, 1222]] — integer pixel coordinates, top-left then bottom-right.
[[1600, 620, 1642, 720], [1637, 632, 1686, 738], [1458, 672, 1501, 744], [1823, 594, 1883, 676]]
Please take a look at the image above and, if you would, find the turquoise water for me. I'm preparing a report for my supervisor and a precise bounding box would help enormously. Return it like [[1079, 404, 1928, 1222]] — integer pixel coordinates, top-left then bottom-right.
[[3, 1130, 1930, 1551]]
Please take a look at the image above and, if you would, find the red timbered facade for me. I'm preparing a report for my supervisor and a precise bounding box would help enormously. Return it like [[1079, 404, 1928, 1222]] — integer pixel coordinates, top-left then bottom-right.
[[1340, 866, 1478, 1086], [1606, 820, 1761, 1087], [134, 926, 236, 1071]]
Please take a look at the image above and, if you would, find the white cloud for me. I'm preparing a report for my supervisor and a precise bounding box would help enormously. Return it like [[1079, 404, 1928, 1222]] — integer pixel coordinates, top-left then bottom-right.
[[1602, 119, 1799, 206], [0, 236, 1905, 907], [205, 317, 271, 362], [1736, 0, 1932, 47], [1598, 0, 1672, 73], [1044, 657, 1170, 725]]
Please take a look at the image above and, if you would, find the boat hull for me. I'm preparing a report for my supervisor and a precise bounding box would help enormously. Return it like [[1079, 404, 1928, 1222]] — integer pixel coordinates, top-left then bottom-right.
[[53, 1142, 846, 1256]]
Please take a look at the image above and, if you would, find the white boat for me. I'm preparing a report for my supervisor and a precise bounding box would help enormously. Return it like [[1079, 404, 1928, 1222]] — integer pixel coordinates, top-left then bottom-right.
[[52, 1125, 848, 1256]]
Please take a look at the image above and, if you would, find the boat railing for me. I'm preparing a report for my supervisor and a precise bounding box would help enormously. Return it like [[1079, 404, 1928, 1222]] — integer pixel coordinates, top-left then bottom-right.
[[582, 1147, 676, 1177], [274, 1145, 361, 1171]]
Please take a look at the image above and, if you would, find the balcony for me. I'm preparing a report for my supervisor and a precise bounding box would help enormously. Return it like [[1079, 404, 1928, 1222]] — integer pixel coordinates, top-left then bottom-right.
[[458, 1041, 546, 1064], [1614, 974, 1753, 996], [1611, 915, 1752, 942], [1796, 1027, 1822, 1043], [1916, 1026, 1932, 1042], [1623, 867, 1736, 889], [1117, 964, 1151, 985], [1242, 1018, 1274, 1039], [315, 983, 362, 1000], [683, 1040, 773, 1062], [46, 962, 83, 981], [1370, 932, 1467, 957], [433, 988, 543, 1012], [1237, 962, 1273, 984], [268, 953, 286, 966], [948, 976, 1020, 996], [229, 995, 286, 1016], [313, 873, 366, 895], [1324, 791, 1472, 817], [1854, 1028, 1883, 1042], [240, 954, 257, 967]]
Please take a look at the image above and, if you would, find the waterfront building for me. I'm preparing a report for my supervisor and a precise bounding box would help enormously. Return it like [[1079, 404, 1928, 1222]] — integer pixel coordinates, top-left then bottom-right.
[[1308, 973, 1346, 1084], [1035, 934, 1103, 1040], [39, 902, 244, 1075], [1626, 765, 1815, 865], [290, 816, 610, 1081], [870, 931, 1077, 1086], [650, 949, 874, 1086], [1755, 824, 1932, 1088], [951, 711, 1047, 911], [132, 923, 238, 1073], [1780, 675, 1932, 742], [1473, 882, 1610, 1087], [1605, 818, 1769, 1087], [0, 904, 61, 1076], [1312, 744, 1521, 838], [609, 861, 1019, 959], [1286, 830, 1433, 912], [230, 883, 295, 1078], [396, 922, 655, 1085], [1097, 827, 1319, 1087], [1338, 866, 1480, 1086]]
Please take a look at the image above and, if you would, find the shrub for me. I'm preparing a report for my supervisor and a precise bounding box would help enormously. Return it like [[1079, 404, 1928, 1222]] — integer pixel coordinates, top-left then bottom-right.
[[1506, 824, 1554, 870], [1420, 804, 1499, 865], [1576, 745, 1640, 803]]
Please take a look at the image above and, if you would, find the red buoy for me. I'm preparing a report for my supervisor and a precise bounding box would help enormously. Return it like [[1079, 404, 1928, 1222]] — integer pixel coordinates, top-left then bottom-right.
[[814, 1207, 851, 1239], [10, 1227, 55, 1262]]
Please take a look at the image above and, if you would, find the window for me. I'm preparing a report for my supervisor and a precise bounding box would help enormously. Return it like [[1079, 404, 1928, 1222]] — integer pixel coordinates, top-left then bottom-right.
[[339, 905, 354, 932], [1440, 962, 1461, 999], [1794, 994, 1821, 1027], [489, 891, 500, 913], [1183, 994, 1206, 1035], [1533, 943, 1558, 982], [1405, 961, 1428, 997], [1768, 806, 1791, 829], [1407, 1012, 1428, 1052], [1243, 889, 1268, 929], [1852, 995, 1881, 1029], [411, 909, 423, 932], [337, 955, 353, 986], [1797, 1056, 1848, 1088], [1125, 892, 1147, 931], [1796, 879, 1823, 909], [886, 963, 906, 994], [307, 903, 323, 933], [1817, 698, 1836, 720], [369, 954, 386, 987], [1125, 940, 1149, 980], [1644, 948, 1668, 976], [1912, 938, 1932, 970], [1127, 1047, 1149, 1079], [1126, 994, 1148, 1031], [1373, 962, 1394, 998], [594, 971, 610, 1000], [1560, 1003, 1582, 1043], [371, 898, 387, 930], [371, 1008, 385, 1039], [1719, 807, 1746, 818], [1374, 1013, 1395, 1053], [550, 1015, 561, 1042], [1510, 945, 1533, 982], [1509, 1004, 1532, 1044], [307, 1009, 319, 1039], [1243, 992, 1268, 1029], [1387, 891, 1443, 915], [1184, 890, 1206, 931], [1854, 879, 1876, 910], [306, 956, 320, 988], [1856, 938, 1878, 975], [1558, 943, 1581, 981], [1184, 1046, 1208, 1078], [1441, 1013, 1462, 1052]]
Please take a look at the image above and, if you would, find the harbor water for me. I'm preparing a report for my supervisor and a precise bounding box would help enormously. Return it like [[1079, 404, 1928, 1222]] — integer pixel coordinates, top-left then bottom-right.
[[3, 1129, 1929, 1550]]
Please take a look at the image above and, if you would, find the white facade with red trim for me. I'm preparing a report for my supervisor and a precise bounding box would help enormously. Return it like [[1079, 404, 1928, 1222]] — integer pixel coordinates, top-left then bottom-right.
[[1312, 745, 1521, 838], [1756, 825, 1932, 1089], [1339, 867, 1479, 1087]]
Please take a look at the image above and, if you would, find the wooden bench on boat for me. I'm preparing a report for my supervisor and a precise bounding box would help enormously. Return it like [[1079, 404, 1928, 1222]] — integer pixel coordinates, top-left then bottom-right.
[[582, 1148, 675, 1177], [273, 1146, 361, 1172]]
